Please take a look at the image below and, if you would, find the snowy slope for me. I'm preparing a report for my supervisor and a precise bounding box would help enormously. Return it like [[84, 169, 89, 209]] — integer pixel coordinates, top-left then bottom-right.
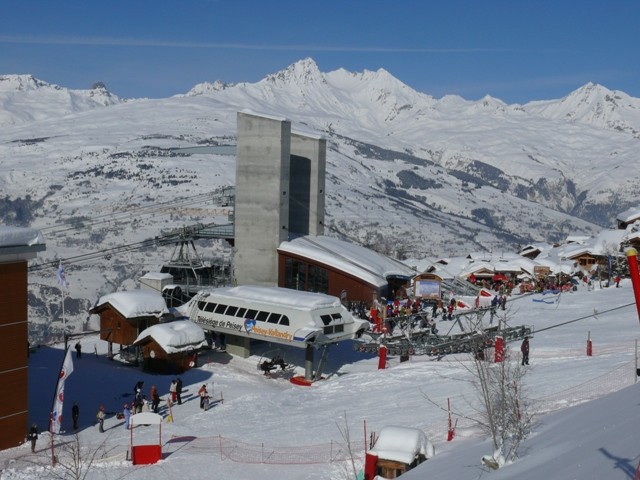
[[1, 280, 639, 479]]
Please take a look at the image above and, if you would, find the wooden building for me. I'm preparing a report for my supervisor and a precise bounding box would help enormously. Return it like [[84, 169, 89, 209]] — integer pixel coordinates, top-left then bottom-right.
[[616, 207, 640, 230], [277, 235, 416, 307], [0, 227, 45, 451], [89, 290, 170, 357], [133, 321, 207, 374]]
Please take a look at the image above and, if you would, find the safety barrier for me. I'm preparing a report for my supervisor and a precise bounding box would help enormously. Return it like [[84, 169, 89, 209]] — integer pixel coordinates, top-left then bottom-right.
[[166, 435, 361, 464]]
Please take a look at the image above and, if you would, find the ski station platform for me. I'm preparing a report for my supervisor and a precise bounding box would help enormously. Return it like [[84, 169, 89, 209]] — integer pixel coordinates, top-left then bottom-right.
[[354, 307, 534, 358]]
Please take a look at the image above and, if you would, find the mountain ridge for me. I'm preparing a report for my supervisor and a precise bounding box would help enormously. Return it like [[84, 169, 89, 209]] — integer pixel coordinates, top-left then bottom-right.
[[0, 58, 638, 342]]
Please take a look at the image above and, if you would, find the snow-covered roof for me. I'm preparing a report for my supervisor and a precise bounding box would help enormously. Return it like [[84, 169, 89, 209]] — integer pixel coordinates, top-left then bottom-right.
[[133, 320, 207, 354], [565, 235, 590, 245], [408, 254, 539, 281], [139, 272, 173, 281], [278, 235, 415, 288], [195, 285, 343, 310], [616, 206, 640, 224], [369, 426, 435, 465], [402, 256, 440, 273], [0, 225, 45, 248], [562, 229, 626, 258], [623, 220, 640, 242], [460, 261, 495, 276], [94, 289, 169, 319], [519, 242, 552, 256]]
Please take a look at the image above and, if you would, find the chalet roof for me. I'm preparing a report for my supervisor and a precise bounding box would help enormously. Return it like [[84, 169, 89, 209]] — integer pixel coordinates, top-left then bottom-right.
[[622, 221, 640, 241], [616, 206, 640, 224], [93, 289, 169, 319], [408, 254, 537, 280], [519, 242, 552, 256], [278, 235, 415, 288], [133, 320, 207, 354], [369, 426, 435, 465], [562, 229, 627, 258]]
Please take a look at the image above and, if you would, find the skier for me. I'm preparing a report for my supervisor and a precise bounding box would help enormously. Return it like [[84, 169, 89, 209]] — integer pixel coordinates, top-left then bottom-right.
[[169, 379, 177, 404], [28, 423, 38, 453], [134, 380, 144, 395], [96, 406, 106, 433], [75, 341, 82, 359], [123, 404, 132, 430], [72, 401, 80, 430], [176, 378, 183, 405], [447, 298, 455, 320], [521, 336, 530, 366], [150, 385, 160, 413], [198, 384, 209, 410], [490, 295, 499, 324]]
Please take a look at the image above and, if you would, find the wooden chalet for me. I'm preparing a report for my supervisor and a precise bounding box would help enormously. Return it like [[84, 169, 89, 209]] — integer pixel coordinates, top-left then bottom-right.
[[616, 206, 640, 230], [133, 321, 207, 374], [89, 290, 171, 358], [277, 235, 416, 307]]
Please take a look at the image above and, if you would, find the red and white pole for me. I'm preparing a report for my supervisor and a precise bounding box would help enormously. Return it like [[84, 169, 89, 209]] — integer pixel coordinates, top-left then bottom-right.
[[447, 398, 455, 441], [626, 248, 640, 323], [378, 344, 387, 370], [587, 331, 592, 356], [494, 336, 504, 363]]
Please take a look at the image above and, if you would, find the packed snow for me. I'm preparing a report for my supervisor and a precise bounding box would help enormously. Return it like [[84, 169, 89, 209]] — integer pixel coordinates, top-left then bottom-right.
[[134, 321, 207, 354], [94, 290, 169, 319], [2, 279, 640, 479]]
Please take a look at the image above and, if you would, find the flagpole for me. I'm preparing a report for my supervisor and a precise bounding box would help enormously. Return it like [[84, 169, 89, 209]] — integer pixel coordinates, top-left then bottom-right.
[[49, 346, 69, 466], [56, 262, 68, 349], [50, 412, 55, 465], [61, 287, 67, 350]]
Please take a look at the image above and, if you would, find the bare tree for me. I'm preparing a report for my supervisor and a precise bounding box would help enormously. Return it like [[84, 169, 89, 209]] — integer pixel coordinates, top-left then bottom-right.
[[45, 432, 120, 480], [335, 411, 361, 480], [422, 309, 534, 470], [470, 345, 533, 468]]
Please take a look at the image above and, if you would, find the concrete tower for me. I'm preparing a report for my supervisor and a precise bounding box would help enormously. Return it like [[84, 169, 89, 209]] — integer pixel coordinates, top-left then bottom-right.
[[234, 112, 326, 286]]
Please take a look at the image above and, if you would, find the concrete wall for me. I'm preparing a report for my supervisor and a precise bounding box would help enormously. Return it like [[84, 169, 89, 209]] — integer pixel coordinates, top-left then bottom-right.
[[234, 112, 291, 286], [234, 113, 327, 288], [290, 133, 326, 236]]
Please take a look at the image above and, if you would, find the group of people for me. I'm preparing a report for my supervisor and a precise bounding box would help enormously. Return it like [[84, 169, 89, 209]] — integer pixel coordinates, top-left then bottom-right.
[[93, 378, 186, 432]]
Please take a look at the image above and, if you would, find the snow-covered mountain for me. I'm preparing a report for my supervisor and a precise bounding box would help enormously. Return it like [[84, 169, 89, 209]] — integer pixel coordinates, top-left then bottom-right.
[[0, 75, 122, 126], [1, 58, 639, 342]]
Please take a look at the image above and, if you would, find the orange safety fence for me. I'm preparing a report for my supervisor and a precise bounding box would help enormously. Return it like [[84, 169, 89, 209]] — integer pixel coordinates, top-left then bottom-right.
[[167, 434, 362, 465]]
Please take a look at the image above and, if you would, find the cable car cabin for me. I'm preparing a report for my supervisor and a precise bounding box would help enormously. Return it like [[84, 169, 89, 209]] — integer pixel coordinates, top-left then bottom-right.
[[365, 426, 435, 479], [181, 285, 369, 348]]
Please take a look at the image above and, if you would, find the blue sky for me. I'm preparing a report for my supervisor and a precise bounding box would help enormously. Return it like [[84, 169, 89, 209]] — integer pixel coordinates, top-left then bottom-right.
[[1, 0, 638, 103]]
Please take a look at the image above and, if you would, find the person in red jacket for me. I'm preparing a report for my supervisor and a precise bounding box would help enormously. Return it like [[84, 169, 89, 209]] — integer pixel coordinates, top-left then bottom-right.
[[198, 384, 209, 410]]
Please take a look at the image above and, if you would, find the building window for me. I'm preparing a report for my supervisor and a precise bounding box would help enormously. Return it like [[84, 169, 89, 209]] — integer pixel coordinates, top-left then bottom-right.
[[284, 257, 328, 294]]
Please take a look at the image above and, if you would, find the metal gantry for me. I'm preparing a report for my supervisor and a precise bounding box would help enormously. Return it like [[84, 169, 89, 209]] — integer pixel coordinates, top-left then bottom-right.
[[354, 308, 533, 357]]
